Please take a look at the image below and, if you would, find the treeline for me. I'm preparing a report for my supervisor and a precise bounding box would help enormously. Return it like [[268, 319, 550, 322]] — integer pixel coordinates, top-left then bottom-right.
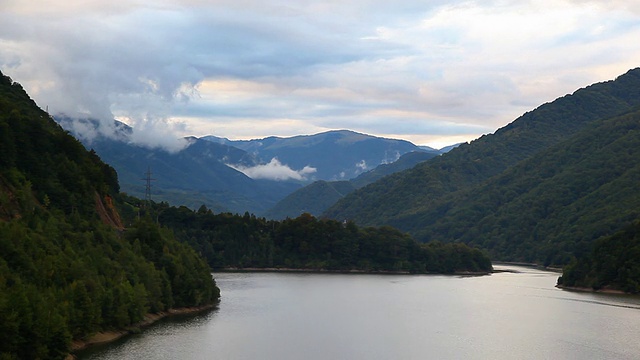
[[143, 200, 492, 274], [558, 220, 640, 293], [0, 70, 219, 359]]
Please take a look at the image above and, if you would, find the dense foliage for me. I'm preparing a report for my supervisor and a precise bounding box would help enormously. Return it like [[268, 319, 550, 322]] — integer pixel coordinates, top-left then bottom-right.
[[147, 201, 492, 274], [0, 75, 119, 218], [325, 68, 640, 228], [324, 68, 640, 266], [558, 221, 640, 293], [396, 109, 640, 265], [0, 216, 219, 359], [0, 71, 219, 359]]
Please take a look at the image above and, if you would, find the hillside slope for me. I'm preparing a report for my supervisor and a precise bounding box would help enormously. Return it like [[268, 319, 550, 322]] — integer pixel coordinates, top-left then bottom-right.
[[325, 68, 640, 228], [558, 220, 640, 293], [265, 151, 438, 219], [397, 108, 640, 265], [0, 71, 219, 359]]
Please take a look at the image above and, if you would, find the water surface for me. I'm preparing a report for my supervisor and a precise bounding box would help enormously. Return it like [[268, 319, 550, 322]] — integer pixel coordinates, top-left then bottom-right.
[[79, 266, 640, 359]]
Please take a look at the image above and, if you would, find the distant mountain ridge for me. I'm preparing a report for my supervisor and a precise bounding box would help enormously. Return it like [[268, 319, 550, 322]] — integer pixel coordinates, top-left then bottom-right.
[[265, 150, 440, 219], [202, 130, 439, 180], [58, 121, 435, 215]]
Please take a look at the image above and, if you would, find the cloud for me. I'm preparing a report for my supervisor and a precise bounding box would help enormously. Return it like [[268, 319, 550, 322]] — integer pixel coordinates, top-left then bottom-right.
[[228, 158, 317, 181], [56, 115, 189, 153], [356, 160, 368, 172], [1, 0, 640, 149], [122, 116, 190, 153]]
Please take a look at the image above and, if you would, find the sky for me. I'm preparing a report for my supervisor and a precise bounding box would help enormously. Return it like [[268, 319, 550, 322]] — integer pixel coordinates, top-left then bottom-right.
[[1, 1, 640, 150]]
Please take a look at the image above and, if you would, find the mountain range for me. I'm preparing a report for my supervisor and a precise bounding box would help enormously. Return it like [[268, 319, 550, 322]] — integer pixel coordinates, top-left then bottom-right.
[[202, 131, 440, 180], [54, 67, 640, 269], [56, 120, 441, 215]]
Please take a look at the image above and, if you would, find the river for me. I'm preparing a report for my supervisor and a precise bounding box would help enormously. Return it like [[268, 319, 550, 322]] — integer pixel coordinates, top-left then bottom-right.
[[78, 266, 640, 359]]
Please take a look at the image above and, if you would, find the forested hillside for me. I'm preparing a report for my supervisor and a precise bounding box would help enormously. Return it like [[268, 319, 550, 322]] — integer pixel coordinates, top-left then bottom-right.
[[0, 71, 219, 359], [558, 220, 640, 293], [146, 200, 492, 274], [265, 180, 356, 219], [325, 68, 640, 227], [397, 108, 640, 265], [324, 68, 640, 266]]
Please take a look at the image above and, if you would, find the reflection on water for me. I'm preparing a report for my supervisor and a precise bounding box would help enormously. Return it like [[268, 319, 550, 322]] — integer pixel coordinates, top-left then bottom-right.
[[79, 266, 640, 360]]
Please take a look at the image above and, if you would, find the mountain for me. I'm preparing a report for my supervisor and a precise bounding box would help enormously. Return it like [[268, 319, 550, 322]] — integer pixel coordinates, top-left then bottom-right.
[[403, 108, 640, 264], [265, 150, 439, 219], [55, 122, 305, 215], [62, 124, 433, 215], [350, 150, 440, 188], [0, 70, 219, 359], [265, 180, 356, 219], [202, 130, 435, 180], [324, 68, 640, 265], [437, 143, 463, 153]]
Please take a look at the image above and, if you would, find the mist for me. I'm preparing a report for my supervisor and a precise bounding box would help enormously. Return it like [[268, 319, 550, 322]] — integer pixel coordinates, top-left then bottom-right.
[[229, 158, 317, 181]]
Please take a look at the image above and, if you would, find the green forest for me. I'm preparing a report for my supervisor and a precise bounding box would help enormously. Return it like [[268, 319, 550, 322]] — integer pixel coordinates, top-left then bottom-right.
[[324, 68, 640, 269], [558, 220, 640, 293], [0, 71, 219, 359], [395, 108, 640, 265], [130, 198, 492, 274]]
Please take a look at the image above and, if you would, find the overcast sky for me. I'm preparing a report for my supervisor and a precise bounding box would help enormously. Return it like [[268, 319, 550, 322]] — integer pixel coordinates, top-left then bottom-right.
[[1, 1, 639, 149]]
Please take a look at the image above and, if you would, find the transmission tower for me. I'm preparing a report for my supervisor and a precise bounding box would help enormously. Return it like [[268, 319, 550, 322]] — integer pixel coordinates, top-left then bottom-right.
[[142, 167, 155, 208]]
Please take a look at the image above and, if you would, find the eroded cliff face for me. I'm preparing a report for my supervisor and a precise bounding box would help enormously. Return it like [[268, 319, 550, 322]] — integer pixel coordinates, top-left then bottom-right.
[[95, 192, 124, 230]]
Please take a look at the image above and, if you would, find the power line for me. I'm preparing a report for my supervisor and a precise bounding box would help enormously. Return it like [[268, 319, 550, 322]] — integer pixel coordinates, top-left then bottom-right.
[[142, 166, 155, 207]]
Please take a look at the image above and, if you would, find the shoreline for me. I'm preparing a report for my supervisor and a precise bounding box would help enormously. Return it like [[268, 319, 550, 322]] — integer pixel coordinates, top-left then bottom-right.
[[555, 284, 627, 295], [492, 261, 563, 273], [67, 304, 217, 359], [214, 267, 492, 276]]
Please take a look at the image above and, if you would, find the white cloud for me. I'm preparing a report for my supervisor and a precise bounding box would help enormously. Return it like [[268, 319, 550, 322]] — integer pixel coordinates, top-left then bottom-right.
[[1, 0, 640, 148], [356, 160, 368, 172], [228, 158, 317, 181], [124, 117, 190, 153]]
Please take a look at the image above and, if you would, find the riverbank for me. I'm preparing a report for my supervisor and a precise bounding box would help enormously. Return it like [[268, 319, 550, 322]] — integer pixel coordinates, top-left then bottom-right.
[[215, 267, 491, 276], [492, 261, 563, 273], [555, 284, 627, 295], [66, 304, 217, 359]]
